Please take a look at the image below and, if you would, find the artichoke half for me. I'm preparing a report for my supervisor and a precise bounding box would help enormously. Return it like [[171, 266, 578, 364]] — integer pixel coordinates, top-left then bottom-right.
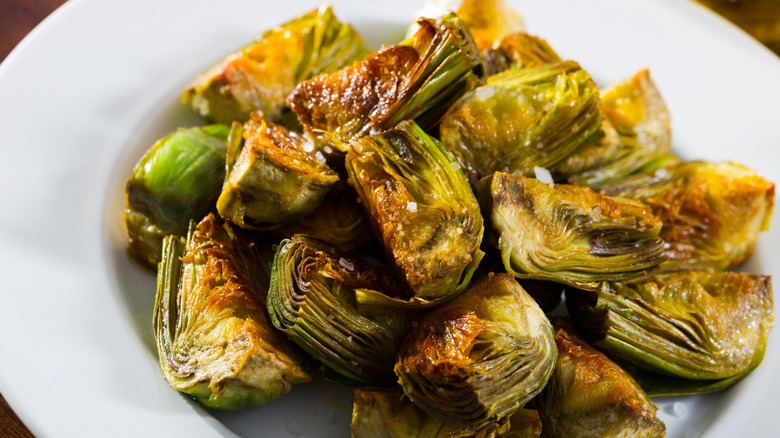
[[287, 12, 485, 153], [217, 114, 339, 228], [601, 161, 775, 272], [558, 69, 674, 188], [124, 124, 229, 268], [154, 213, 313, 410], [266, 235, 414, 387], [482, 172, 664, 290], [394, 273, 556, 425], [183, 4, 368, 125], [345, 120, 484, 304], [439, 61, 603, 186], [566, 271, 774, 389], [537, 318, 666, 438], [351, 388, 542, 438]]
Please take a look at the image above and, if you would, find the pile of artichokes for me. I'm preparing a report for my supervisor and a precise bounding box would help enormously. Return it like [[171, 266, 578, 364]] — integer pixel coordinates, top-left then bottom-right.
[[124, 1, 775, 436]]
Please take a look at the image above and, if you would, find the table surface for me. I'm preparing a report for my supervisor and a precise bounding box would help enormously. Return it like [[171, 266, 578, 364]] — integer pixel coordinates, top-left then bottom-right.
[[0, 0, 777, 436]]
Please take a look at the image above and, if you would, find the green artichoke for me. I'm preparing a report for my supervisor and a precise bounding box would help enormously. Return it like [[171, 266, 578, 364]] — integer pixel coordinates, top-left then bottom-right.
[[439, 61, 603, 186], [481, 172, 664, 290], [394, 273, 556, 425], [287, 12, 485, 153], [124, 124, 229, 268], [183, 5, 368, 126], [537, 318, 666, 437], [345, 120, 484, 304], [217, 114, 339, 228], [566, 271, 774, 387], [266, 235, 413, 387], [153, 213, 313, 410], [601, 161, 775, 271]]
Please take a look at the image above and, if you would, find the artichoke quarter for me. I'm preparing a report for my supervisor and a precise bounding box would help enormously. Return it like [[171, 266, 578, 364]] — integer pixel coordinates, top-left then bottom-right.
[[124, 124, 229, 269], [481, 172, 665, 291], [558, 69, 674, 188], [439, 61, 603, 186], [482, 32, 561, 76], [345, 120, 484, 303], [394, 273, 556, 426], [266, 235, 414, 387], [217, 113, 339, 228], [566, 271, 774, 388], [449, 0, 526, 52], [601, 161, 775, 272], [154, 213, 313, 410], [287, 12, 485, 153], [182, 4, 368, 125], [537, 318, 666, 438], [351, 388, 542, 438]]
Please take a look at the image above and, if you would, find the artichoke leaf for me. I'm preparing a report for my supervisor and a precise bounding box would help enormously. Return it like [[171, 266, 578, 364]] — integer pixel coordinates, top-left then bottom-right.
[[394, 273, 556, 425], [482, 172, 664, 290], [566, 271, 774, 384], [266, 235, 414, 387], [183, 4, 368, 125], [153, 213, 313, 410], [440, 61, 603, 186], [217, 113, 339, 228], [287, 12, 485, 153], [351, 388, 542, 438], [537, 318, 666, 437], [346, 120, 484, 302], [124, 124, 229, 268], [601, 161, 775, 272]]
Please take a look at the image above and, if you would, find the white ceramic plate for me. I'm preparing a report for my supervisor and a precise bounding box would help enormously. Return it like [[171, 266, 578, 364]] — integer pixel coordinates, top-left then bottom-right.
[[1, 0, 778, 436]]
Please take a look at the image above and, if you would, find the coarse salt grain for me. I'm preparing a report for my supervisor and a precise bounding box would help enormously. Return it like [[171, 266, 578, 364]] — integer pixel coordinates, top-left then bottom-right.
[[671, 401, 688, 417], [286, 420, 303, 437], [534, 166, 554, 187], [407, 201, 418, 212], [338, 257, 355, 271], [476, 86, 495, 100]]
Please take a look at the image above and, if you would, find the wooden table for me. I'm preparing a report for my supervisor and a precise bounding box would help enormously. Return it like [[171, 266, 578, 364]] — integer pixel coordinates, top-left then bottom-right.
[[0, 1, 68, 434]]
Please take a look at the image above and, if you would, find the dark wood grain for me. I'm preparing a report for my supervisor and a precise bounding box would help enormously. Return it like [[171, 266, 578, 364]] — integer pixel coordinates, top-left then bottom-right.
[[1, 1, 68, 433], [0, 0, 67, 61]]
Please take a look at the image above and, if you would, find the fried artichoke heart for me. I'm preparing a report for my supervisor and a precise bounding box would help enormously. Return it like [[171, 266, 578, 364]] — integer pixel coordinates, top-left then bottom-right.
[[482, 172, 664, 290], [537, 318, 666, 438], [154, 213, 312, 410], [566, 271, 773, 387], [601, 161, 775, 271], [183, 5, 367, 125], [267, 235, 413, 387], [345, 120, 484, 303], [288, 12, 485, 153], [394, 273, 556, 425], [124, 124, 228, 268], [217, 114, 339, 228]]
